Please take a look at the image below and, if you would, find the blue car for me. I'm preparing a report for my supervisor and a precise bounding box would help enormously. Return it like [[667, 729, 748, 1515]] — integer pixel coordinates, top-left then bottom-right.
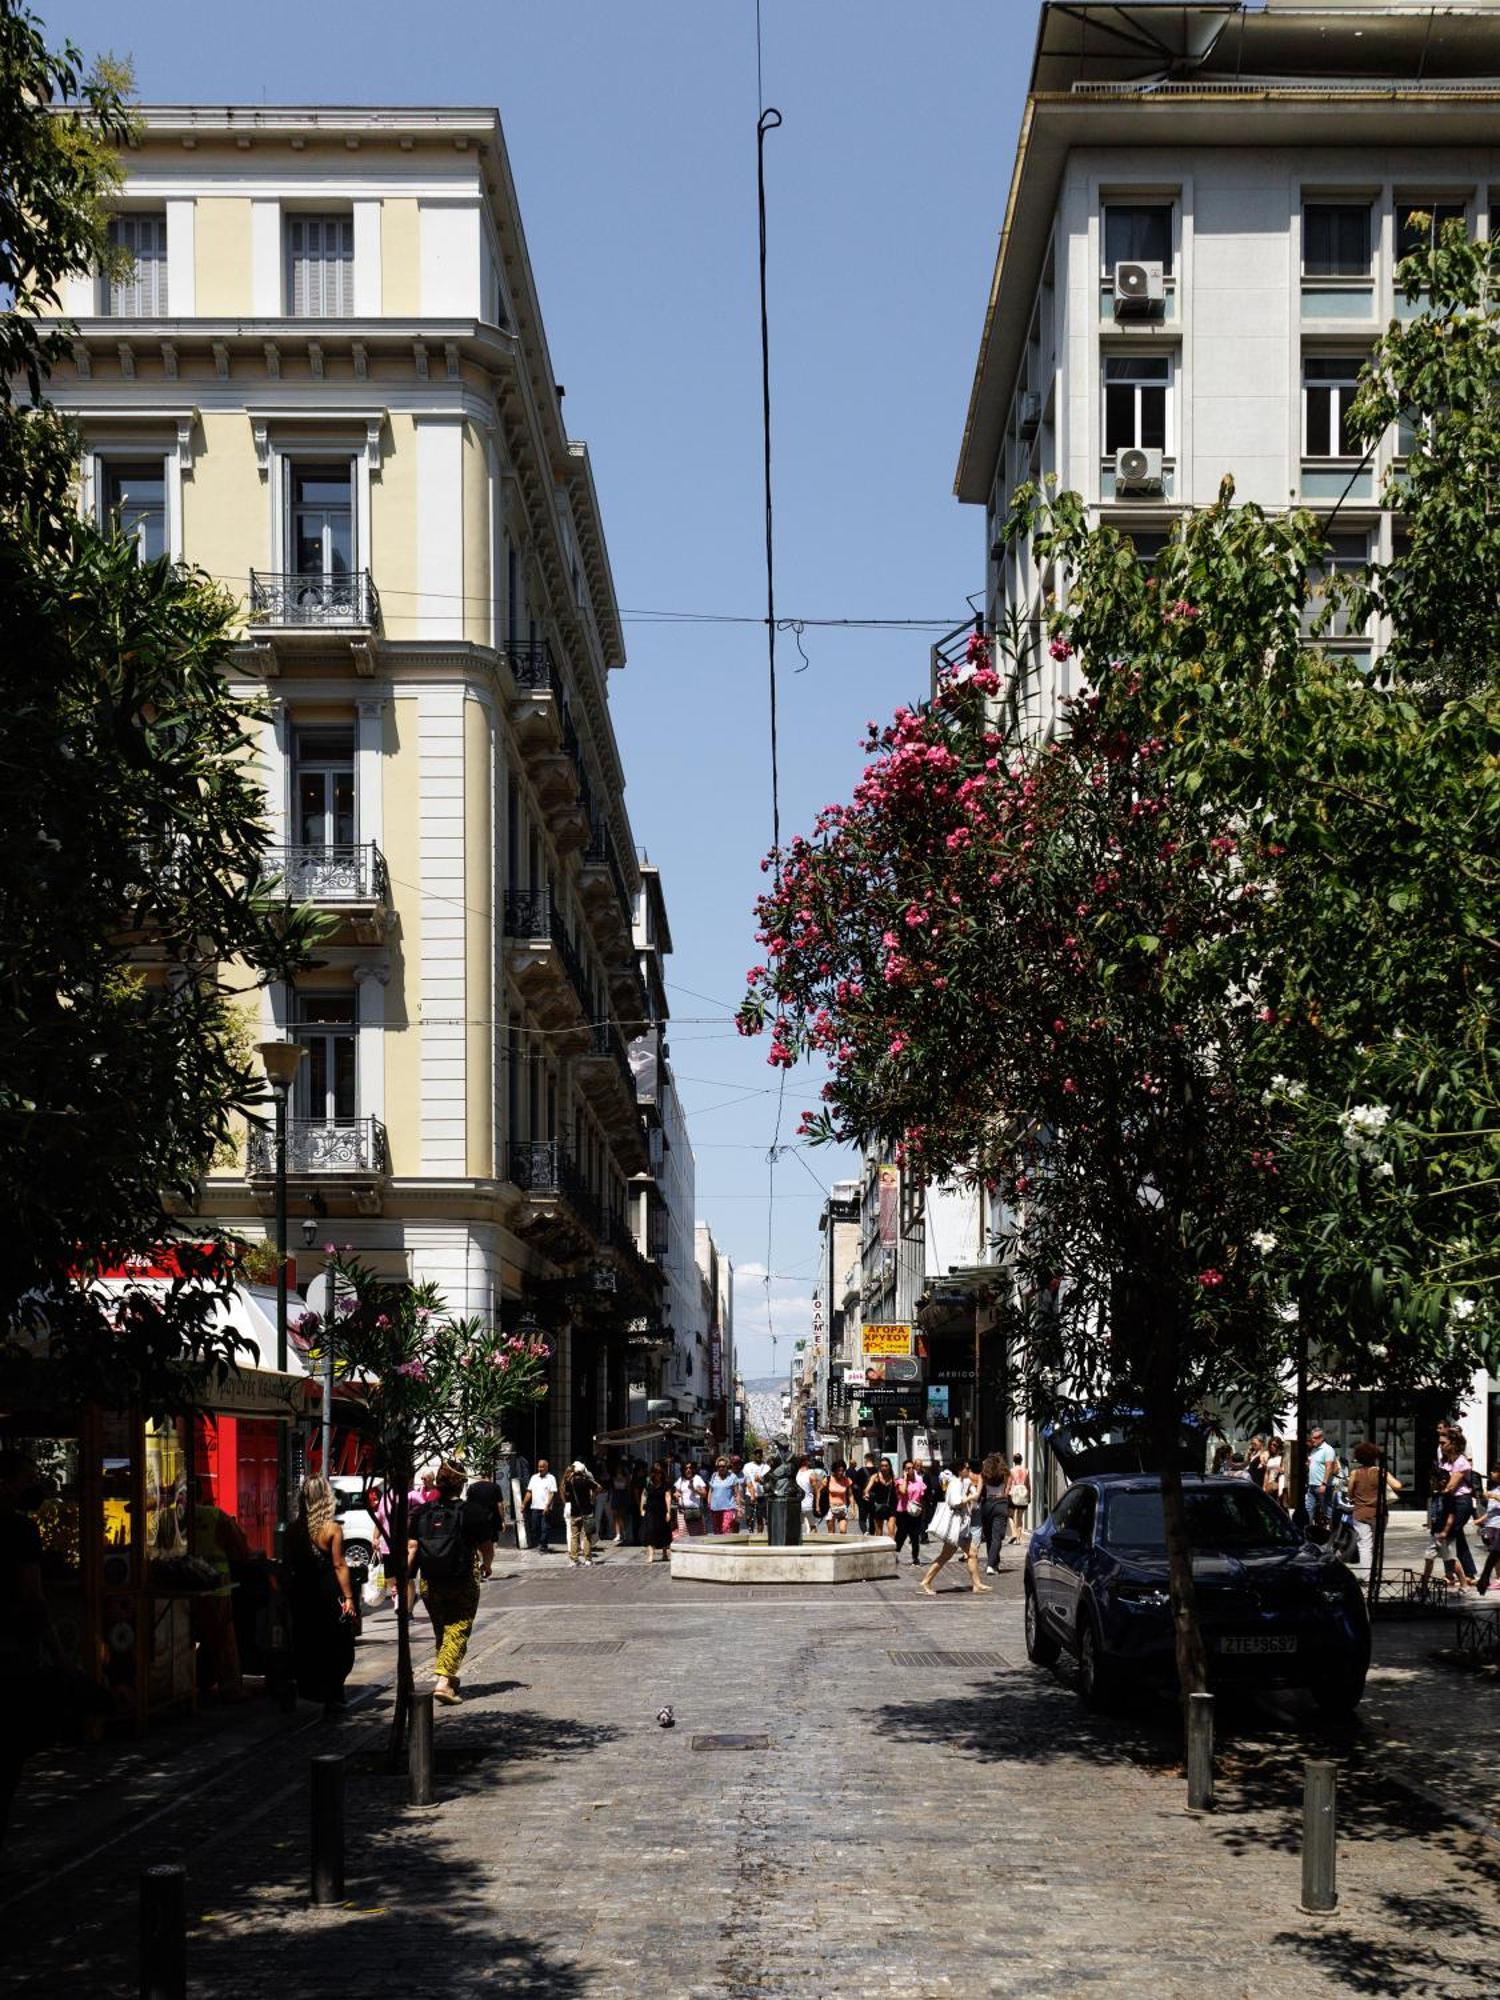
[[1024, 1474, 1371, 1713]]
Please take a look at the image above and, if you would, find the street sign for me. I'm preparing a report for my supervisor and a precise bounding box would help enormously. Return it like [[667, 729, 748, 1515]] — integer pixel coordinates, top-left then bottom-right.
[[862, 1323, 913, 1358], [843, 1369, 867, 1388]]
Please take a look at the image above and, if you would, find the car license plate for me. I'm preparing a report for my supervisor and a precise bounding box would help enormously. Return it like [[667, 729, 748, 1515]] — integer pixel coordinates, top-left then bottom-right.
[[1217, 1635, 1297, 1655]]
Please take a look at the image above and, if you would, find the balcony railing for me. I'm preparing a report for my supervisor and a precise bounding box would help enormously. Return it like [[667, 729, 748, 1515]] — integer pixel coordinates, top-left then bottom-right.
[[584, 814, 635, 932], [249, 569, 381, 629], [508, 1139, 601, 1236], [259, 843, 390, 906], [247, 1116, 389, 1177], [502, 890, 593, 1018], [501, 638, 560, 694], [588, 1019, 637, 1104]]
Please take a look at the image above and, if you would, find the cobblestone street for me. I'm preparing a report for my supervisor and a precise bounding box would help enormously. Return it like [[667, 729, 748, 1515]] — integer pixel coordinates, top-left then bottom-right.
[[8, 1547, 1499, 1998]]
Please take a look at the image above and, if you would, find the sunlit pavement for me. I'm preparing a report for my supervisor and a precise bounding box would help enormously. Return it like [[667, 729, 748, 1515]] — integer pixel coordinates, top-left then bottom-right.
[[7, 1543, 1498, 1998]]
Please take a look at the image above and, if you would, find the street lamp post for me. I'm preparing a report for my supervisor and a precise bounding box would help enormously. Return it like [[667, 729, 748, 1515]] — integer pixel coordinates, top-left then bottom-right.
[[257, 1038, 307, 1554]]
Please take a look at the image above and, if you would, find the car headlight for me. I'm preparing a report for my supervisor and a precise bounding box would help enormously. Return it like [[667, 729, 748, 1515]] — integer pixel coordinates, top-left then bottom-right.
[[1115, 1581, 1170, 1608]]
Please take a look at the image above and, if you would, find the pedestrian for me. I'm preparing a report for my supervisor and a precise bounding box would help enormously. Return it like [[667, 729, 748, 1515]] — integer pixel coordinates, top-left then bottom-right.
[[524, 1457, 558, 1554], [629, 1458, 648, 1544], [407, 1461, 494, 1704], [893, 1459, 927, 1565], [286, 1474, 357, 1718], [852, 1455, 875, 1535], [563, 1460, 601, 1567], [674, 1460, 707, 1536], [1473, 1468, 1500, 1595], [795, 1455, 818, 1533], [1434, 1428, 1479, 1587], [978, 1452, 1010, 1574], [642, 1462, 676, 1562], [824, 1460, 853, 1536], [1304, 1426, 1340, 1532], [865, 1457, 898, 1538], [707, 1457, 739, 1534], [1005, 1454, 1031, 1543], [1262, 1436, 1287, 1508], [1346, 1441, 1402, 1571], [743, 1453, 766, 1531], [609, 1459, 633, 1545], [921, 1461, 994, 1596]]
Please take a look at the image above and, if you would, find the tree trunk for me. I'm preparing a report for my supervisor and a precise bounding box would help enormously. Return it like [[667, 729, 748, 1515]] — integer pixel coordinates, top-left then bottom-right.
[[1292, 1312, 1309, 1530], [386, 1483, 413, 1770], [1151, 1400, 1210, 1701]]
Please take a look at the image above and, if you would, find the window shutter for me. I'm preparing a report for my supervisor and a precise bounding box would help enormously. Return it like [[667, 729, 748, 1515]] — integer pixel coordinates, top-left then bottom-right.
[[106, 214, 167, 316]]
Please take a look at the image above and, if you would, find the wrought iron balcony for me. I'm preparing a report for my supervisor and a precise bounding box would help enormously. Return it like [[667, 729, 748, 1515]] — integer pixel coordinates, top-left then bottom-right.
[[500, 638, 560, 694], [502, 891, 593, 1018], [249, 569, 381, 629], [583, 814, 635, 933], [508, 1139, 601, 1237], [247, 1116, 390, 1177], [259, 843, 391, 908]]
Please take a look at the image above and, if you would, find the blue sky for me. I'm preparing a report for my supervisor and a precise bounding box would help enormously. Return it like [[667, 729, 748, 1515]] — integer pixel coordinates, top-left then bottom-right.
[[46, 0, 1037, 1375]]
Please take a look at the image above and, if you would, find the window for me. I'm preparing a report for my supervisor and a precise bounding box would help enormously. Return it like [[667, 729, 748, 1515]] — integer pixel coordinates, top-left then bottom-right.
[[285, 214, 354, 318], [103, 213, 168, 316], [1103, 355, 1169, 453], [295, 993, 357, 1123], [289, 462, 354, 579], [1303, 357, 1363, 458], [1398, 202, 1468, 259], [294, 728, 355, 849], [99, 461, 166, 563], [1302, 204, 1371, 278], [1304, 531, 1370, 639], [1103, 203, 1173, 275], [1050, 1483, 1097, 1542]]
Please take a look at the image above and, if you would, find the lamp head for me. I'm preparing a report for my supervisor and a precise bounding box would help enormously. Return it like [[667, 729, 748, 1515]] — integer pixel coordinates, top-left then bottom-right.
[[299, 1218, 318, 1250], [257, 1039, 308, 1091]]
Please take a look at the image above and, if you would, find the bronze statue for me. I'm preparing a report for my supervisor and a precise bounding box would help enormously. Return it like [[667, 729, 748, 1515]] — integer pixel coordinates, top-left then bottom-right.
[[764, 1453, 803, 1546]]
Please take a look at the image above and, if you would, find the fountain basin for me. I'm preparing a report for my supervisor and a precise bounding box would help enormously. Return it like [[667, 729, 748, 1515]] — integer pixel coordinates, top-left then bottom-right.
[[669, 1533, 898, 1585]]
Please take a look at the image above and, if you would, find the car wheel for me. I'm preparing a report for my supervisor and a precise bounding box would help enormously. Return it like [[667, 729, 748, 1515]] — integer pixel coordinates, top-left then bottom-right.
[[1024, 1584, 1061, 1667], [1077, 1609, 1120, 1711], [1311, 1667, 1367, 1717], [342, 1541, 373, 1570]]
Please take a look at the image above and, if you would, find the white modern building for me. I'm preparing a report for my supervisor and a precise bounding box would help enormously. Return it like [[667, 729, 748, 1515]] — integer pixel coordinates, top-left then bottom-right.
[[953, 1, 1499, 1484], [957, 0, 1500, 722]]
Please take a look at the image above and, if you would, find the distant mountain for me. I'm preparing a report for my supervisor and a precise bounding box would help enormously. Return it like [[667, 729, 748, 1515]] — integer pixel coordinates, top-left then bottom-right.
[[741, 1374, 788, 1394]]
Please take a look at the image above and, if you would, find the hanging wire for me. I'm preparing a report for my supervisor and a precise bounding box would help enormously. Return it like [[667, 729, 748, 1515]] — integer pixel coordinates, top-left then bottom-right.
[[757, 98, 783, 868]]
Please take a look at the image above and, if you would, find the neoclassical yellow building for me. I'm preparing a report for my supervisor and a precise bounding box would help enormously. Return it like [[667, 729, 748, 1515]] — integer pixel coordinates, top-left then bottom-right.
[[48, 105, 679, 1461]]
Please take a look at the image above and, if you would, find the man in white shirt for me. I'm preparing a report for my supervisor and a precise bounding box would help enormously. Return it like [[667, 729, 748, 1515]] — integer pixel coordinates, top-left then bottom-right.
[[524, 1459, 558, 1554]]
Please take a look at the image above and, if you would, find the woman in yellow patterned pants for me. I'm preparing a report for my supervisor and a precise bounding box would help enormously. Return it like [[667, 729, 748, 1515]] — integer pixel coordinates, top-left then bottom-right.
[[407, 1463, 495, 1705]]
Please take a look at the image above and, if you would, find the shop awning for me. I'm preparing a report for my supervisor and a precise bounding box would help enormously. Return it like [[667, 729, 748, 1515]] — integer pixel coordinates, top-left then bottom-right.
[[593, 1416, 710, 1449]]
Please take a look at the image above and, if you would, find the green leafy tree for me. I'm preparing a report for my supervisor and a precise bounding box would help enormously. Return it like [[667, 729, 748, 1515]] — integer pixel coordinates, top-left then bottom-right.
[[0, 1, 322, 1406], [300, 1259, 550, 1756]]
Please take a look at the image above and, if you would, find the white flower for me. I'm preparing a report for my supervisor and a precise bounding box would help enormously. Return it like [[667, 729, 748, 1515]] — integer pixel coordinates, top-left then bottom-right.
[[1452, 1296, 1477, 1322], [1249, 1230, 1278, 1254], [1278, 1301, 1300, 1323], [1339, 1102, 1392, 1165], [1375, 1161, 1395, 1179]]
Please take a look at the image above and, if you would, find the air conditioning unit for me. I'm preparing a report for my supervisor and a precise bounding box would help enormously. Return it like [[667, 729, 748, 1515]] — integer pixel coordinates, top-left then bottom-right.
[[1115, 446, 1164, 493], [1113, 260, 1165, 314], [1018, 389, 1042, 435]]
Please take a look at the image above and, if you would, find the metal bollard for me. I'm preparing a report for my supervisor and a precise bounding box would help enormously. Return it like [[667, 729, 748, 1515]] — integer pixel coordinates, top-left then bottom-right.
[[139, 1863, 186, 2000], [409, 1687, 435, 1807], [310, 1753, 346, 1905], [1186, 1691, 1215, 1812], [1300, 1760, 1338, 1913]]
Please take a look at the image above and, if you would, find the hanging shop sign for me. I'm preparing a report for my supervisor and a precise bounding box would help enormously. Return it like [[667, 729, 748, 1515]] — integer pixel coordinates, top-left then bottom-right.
[[862, 1323, 913, 1359]]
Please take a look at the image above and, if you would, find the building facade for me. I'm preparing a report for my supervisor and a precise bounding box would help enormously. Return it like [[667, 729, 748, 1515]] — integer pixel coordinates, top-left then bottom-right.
[[694, 1223, 736, 1451], [953, 1, 1498, 1481], [48, 104, 676, 1468]]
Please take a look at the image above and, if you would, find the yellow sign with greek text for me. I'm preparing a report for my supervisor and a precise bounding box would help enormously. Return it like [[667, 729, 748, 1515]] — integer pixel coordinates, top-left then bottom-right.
[[862, 1323, 913, 1358]]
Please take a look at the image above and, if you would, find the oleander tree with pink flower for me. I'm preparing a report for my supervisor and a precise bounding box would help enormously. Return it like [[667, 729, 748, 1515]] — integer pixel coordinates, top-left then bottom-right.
[[296, 1257, 549, 1752], [739, 228, 1500, 1694]]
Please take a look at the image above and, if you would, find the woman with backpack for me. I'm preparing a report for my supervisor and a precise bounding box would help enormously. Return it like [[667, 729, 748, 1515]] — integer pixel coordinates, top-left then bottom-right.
[[407, 1463, 494, 1705]]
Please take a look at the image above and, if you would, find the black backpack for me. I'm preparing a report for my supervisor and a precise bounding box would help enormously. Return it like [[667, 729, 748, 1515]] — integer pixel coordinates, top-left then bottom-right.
[[414, 1501, 469, 1582]]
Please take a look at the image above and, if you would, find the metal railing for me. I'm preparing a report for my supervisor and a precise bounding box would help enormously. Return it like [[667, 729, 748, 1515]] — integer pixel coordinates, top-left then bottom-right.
[[588, 1019, 636, 1103], [259, 843, 390, 906], [247, 1116, 389, 1176], [501, 639, 559, 694], [585, 813, 635, 931], [508, 1139, 601, 1236], [502, 891, 593, 1017], [560, 708, 592, 822], [249, 570, 381, 628]]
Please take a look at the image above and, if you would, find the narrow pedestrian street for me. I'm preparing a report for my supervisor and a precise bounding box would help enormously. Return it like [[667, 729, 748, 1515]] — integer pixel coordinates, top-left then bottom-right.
[[8, 1553, 1498, 1999]]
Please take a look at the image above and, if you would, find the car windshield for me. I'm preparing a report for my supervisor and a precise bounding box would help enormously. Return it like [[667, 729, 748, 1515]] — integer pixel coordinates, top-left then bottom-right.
[[1104, 1486, 1301, 1553]]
